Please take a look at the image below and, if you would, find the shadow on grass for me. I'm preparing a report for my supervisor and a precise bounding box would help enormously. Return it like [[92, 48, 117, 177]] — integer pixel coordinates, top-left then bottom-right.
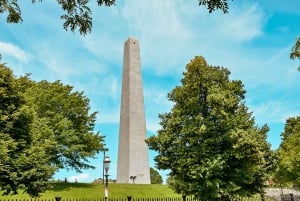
[[49, 183, 95, 192]]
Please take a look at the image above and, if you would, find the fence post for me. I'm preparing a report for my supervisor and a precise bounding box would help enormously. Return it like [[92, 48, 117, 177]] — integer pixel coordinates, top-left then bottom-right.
[[55, 196, 62, 201], [290, 193, 294, 201], [127, 195, 132, 201], [260, 191, 265, 201]]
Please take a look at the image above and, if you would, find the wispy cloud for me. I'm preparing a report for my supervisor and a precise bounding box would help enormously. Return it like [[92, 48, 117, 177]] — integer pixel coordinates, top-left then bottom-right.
[[0, 41, 29, 62], [250, 100, 300, 124], [216, 4, 265, 42], [97, 109, 120, 123], [121, 0, 193, 74], [118, 0, 267, 76], [82, 33, 124, 66], [241, 45, 294, 88]]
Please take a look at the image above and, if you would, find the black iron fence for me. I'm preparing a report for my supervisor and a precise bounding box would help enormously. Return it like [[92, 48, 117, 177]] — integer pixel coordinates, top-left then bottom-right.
[[0, 198, 184, 201], [0, 195, 280, 201], [280, 193, 300, 201]]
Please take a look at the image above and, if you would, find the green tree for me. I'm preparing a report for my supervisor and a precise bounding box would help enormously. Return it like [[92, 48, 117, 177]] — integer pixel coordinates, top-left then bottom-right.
[[0, 64, 55, 197], [1, 0, 231, 35], [0, 64, 105, 196], [22, 79, 105, 171], [150, 167, 163, 184], [290, 38, 300, 71], [1, 0, 115, 35], [290, 38, 300, 60], [277, 117, 300, 187], [146, 56, 274, 200]]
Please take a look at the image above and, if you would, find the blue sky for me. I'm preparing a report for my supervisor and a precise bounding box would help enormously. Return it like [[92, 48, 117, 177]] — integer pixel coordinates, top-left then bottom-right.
[[1, 0, 300, 183]]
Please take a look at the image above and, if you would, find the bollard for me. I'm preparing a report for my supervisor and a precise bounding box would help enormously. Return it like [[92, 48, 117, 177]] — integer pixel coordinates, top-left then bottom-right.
[[127, 195, 132, 201], [290, 193, 295, 201], [55, 196, 62, 201]]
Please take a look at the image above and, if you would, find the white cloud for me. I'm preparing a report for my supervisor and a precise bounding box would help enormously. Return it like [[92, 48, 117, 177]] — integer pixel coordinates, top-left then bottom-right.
[[97, 108, 120, 123], [121, 0, 193, 74], [30, 42, 110, 86], [144, 86, 174, 133], [114, 0, 267, 76], [46, 56, 80, 80], [74, 74, 120, 98], [217, 4, 265, 42], [68, 173, 91, 183], [0, 41, 29, 62], [250, 101, 300, 124], [82, 33, 124, 66], [146, 120, 160, 134], [235, 45, 298, 91]]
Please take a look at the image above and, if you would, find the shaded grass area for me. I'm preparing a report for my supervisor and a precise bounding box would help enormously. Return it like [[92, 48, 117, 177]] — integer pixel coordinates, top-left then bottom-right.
[[0, 183, 276, 200]]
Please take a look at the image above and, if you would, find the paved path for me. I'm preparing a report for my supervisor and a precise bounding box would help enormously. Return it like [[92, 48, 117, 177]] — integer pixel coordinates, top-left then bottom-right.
[[265, 188, 300, 201]]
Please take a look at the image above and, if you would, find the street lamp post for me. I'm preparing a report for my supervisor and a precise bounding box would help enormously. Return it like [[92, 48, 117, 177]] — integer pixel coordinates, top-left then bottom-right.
[[104, 155, 111, 201], [102, 150, 105, 184]]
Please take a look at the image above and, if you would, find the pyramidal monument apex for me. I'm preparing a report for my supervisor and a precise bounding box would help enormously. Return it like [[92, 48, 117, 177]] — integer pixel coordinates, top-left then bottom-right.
[[116, 37, 151, 184]]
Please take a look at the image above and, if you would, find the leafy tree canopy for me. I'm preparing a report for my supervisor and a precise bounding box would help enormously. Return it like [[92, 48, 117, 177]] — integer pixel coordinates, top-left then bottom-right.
[[23, 78, 104, 171], [290, 38, 300, 71], [277, 117, 300, 187], [1, 0, 231, 35], [0, 64, 105, 196], [146, 56, 275, 200], [198, 0, 232, 13], [290, 38, 300, 60], [150, 167, 163, 184]]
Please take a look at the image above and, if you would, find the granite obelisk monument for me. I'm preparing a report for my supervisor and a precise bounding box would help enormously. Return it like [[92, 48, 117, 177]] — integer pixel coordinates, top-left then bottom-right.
[[117, 37, 150, 184]]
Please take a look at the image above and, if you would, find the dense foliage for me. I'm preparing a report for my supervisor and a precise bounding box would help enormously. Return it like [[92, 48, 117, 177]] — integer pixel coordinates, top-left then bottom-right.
[[277, 117, 300, 186], [0, 64, 51, 197], [0, 0, 115, 35], [0, 64, 105, 196], [146, 56, 275, 200], [0, 0, 231, 35], [150, 167, 163, 184]]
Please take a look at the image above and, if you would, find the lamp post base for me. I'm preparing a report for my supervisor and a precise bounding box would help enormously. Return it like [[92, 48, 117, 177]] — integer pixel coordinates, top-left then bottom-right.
[[104, 173, 109, 201]]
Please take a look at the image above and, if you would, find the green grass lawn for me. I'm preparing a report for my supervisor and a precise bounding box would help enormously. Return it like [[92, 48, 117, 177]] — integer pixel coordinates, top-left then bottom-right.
[[0, 183, 275, 201], [0, 183, 180, 199]]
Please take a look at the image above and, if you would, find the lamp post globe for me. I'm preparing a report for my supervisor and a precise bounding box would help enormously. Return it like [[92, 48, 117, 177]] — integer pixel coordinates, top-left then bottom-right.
[[104, 156, 111, 172]]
